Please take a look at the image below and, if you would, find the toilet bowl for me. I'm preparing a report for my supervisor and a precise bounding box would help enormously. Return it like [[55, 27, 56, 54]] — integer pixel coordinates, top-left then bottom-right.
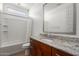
[[22, 43, 30, 48], [22, 43, 30, 55]]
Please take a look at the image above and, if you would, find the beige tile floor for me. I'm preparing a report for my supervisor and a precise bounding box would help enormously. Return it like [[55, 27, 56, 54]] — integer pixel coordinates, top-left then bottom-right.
[[14, 50, 25, 56], [13, 49, 30, 56]]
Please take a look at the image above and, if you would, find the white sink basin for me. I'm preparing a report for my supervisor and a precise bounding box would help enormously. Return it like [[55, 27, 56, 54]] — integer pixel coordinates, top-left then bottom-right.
[[42, 39, 53, 43]]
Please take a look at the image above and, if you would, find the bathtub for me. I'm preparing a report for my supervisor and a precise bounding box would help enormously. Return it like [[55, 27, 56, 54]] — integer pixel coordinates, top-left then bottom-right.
[[0, 43, 25, 56]]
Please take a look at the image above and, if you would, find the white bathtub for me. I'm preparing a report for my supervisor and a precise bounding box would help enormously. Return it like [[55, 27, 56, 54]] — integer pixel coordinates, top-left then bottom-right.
[[0, 43, 25, 56]]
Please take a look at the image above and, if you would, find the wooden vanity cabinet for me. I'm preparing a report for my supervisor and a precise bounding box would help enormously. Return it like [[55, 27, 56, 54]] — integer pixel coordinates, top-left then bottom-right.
[[30, 39, 42, 56], [30, 38, 73, 56], [30, 38, 51, 56], [39, 41, 52, 56], [55, 49, 72, 56], [52, 48, 72, 56]]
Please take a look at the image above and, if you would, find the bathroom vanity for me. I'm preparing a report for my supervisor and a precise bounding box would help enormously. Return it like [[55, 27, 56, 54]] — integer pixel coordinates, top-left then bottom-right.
[[30, 37, 73, 56], [30, 3, 79, 56]]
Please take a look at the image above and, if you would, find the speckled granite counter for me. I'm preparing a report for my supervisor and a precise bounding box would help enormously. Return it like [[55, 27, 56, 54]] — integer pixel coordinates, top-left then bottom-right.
[[31, 36, 79, 56]]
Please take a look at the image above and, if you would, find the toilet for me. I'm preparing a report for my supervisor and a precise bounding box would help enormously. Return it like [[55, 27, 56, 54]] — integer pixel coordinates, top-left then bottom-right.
[[22, 43, 30, 56]]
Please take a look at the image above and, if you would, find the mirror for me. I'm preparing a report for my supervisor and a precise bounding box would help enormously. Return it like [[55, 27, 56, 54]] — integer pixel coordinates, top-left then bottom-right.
[[44, 3, 76, 35]]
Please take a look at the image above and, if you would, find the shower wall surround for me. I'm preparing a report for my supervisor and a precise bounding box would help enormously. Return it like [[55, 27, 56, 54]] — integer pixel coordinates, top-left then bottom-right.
[[0, 12, 31, 48]]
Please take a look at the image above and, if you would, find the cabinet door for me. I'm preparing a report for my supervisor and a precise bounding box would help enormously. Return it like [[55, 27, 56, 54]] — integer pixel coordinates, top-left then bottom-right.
[[30, 45, 42, 56], [30, 39, 52, 56], [40, 42, 51, 56], [30, 45, 36, 56], [51, 47, 56, 56], [34, 45, 42, 56], [30, 40, 37, 56], [30, 39, 42, 56]]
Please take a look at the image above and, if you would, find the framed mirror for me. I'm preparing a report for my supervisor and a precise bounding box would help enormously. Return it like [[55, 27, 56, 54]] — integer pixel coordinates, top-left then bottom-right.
[[43, 3, 76, 35]]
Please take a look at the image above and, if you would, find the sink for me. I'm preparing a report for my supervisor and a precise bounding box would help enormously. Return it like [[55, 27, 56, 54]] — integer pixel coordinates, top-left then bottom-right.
[[41, 39, 54, 43]]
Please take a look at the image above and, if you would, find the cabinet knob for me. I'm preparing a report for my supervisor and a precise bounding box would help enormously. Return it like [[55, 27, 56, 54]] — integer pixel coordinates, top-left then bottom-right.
[[30, 46, 33, 48], [56, 53, 60, 56]]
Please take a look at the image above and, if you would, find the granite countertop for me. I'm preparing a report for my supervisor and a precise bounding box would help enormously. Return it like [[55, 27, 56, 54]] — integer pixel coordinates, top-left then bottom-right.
[[31, 36, 79, 56]]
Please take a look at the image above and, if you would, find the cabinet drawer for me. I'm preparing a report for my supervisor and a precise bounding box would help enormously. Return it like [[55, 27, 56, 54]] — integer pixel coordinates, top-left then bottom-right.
[[30, 39, 41, 47]]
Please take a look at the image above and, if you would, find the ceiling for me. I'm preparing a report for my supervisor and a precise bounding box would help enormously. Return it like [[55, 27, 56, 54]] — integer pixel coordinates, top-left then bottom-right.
[[11, 3, 62, 10], [19, 3, 34, 9]]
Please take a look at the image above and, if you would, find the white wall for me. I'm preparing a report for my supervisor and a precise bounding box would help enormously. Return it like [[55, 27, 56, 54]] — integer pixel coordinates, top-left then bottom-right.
[[25, 17, 32, 42], [29, 3, 43, 38], [0, 3, 3, 11], [76, 4, 79, 36]]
